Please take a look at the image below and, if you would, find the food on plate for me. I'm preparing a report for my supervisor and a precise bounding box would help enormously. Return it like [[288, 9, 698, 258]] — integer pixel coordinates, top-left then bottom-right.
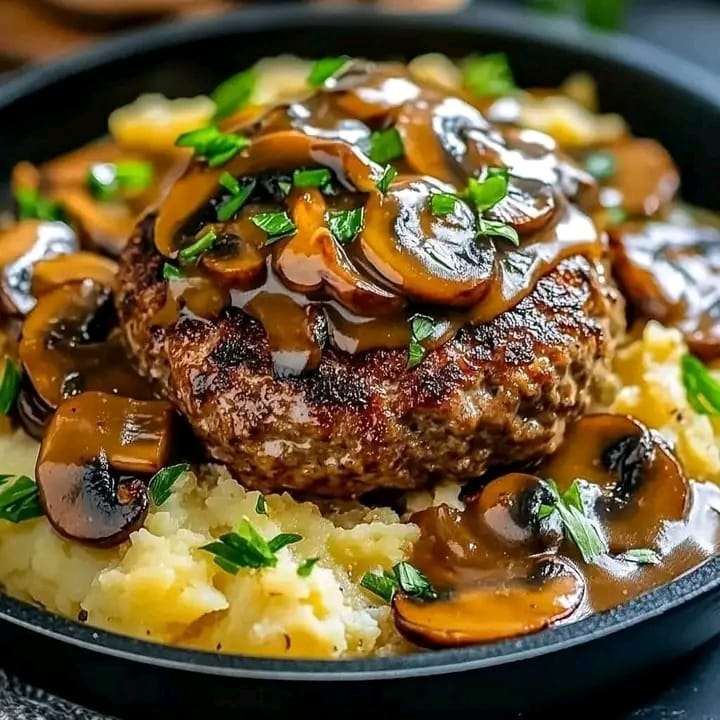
[[1, 52, 720, 659]]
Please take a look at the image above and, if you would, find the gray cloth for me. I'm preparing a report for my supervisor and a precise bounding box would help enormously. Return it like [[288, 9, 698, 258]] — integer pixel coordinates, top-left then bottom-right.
[[0, 671, 114, 720]]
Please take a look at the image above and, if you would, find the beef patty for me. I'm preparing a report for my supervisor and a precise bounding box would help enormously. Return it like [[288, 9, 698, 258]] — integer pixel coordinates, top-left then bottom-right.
[[116, 217, 622, 497]]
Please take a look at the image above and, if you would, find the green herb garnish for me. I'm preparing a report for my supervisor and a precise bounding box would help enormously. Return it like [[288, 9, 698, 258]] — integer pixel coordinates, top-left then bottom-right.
[[87, 161, 153, 201], [212, 68, 256, 121], [297, 557, 320, 577], [584, 0, 626, 30], [681, 354, 720, 416], [584, 151, 616, 181], [14, 187, 65, 222], [149, 463, 190, 506], [293, 168, 332, 189], [251, 211, 296, 244], [430, 193, 458, 216], [327, 207, 364, 245], [0, 357, 21, 416], [162, 263, 184, 280], [369, 128, 404, 165], [618, 548, 661, 565], [176, 126, 250, 167], [255, 494, 268, 516], [308, 57, 351, 87], [407, 314, 436, 369], [376, 165, 397, 195], [201, 518, 302, 574], [178, 229, 218, 264], [462, 53, 515, 98], [466, 168, 509, 212], [0, 476, 43, 523], [538, 479, 608, 564], [477, 218, 520, 246], [217, 173, 255, 222], [361, 561, 437, 604]]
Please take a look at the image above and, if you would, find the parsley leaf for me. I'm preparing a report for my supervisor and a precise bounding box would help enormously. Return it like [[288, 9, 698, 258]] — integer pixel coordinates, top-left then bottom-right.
[[369, 128, 404, 165], [216, 174, 255, 222], [297, 557, 320, 577], [308, 56, 351, 87], [293, 168, 332, 189], [14, 187, 65, 222], [251, 211, 296, 244], [0, 476, 43, 523], [538, 479, 608, 564], [466, 169, 509, 212], [462, 53, 516, 98], [162, 263, 184, 280], [87, 161, 153, 201], [376, 165, 397, 194], [202, 518, 303, 575], [255, 494, 268, 516], [0, 357, 21, 415], [407, 314, 436, 369], [618, 548, 661, 565], [681, 354, 720, 416], [361, 561, 438, 603], [430, 193, 458, 216], [178, 229, 217, 264], [176, 126, 250, 167], [212, 68, 256, 121], [148, 463, 189, 506], [327, 207, 364, 245], [477, 218, 520, 246]]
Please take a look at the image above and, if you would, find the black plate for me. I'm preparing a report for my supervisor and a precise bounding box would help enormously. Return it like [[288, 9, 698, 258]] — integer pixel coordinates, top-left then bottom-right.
[[1, 6, 720, 717]]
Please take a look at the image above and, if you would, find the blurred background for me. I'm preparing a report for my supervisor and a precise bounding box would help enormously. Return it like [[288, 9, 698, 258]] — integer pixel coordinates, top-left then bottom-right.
[[0, 1, 718, 74]]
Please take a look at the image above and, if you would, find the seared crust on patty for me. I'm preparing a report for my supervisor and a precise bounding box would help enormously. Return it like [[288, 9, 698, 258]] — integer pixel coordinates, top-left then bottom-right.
[[117, 216, 622, 497]]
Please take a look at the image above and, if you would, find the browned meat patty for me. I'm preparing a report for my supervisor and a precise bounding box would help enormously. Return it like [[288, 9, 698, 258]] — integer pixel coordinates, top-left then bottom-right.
[[117, 217, 622, 497]]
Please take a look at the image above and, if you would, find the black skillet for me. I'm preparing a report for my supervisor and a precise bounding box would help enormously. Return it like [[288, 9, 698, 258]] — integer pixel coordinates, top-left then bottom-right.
[[1, 5, 720, 718]]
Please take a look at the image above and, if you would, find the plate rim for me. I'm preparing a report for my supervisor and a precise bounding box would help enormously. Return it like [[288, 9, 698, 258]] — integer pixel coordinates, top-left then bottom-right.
[[1, 3, 720, 681]]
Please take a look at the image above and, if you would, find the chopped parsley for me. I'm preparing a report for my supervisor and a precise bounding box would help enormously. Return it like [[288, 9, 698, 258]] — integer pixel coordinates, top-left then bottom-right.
[[217, 173, 255, 222], [162, 263, 184, 280], [407, 314, 436, 369], [584, 151, 616, 181], [87, 161, 153, 201], [462, 53, 516, 98], [178, 229, 218, 264], [369, 128, 404, 165], [308, 56, 351, 87], [255, 494, 268, 516], [430, 193, 458, 216], [477, 218, 520, 246], [148, 464, 190, 506], [212, 68, 256, 121], [537, 478, 608, 564], [293, 168, 332, 189], [466, 168, 509, 212], [681, 354, 720, 416], [201, 518, 302, 574], [297, 557, 320, 577], [0, 357, 20, 415], [14, 186, 65, 222], [251, 211, 296, 244], [176, 126, 250, 167], [0, 475, 43, 523], [376, 164, 397, 194], [327, 207, 364, 245], [361, 561, 438, 603]]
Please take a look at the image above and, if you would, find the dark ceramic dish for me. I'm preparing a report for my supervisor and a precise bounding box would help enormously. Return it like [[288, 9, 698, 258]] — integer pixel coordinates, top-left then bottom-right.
[[1, 6, 720, 717]]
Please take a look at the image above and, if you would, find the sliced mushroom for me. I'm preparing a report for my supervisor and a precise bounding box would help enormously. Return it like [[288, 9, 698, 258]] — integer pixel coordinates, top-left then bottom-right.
[[393, 558, 584, 648], [610, 221, 720, 361], [199, 219, 267, 289], [486, 175, 556, 235], [539, 414, 689, 552], [0, 220, 78, 316], [19, 280, 154, 414], [31, 251, 119, 296], [36, 391, 174, 546], [361, 179, 495, 306], [274, 189, 404, 316]]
